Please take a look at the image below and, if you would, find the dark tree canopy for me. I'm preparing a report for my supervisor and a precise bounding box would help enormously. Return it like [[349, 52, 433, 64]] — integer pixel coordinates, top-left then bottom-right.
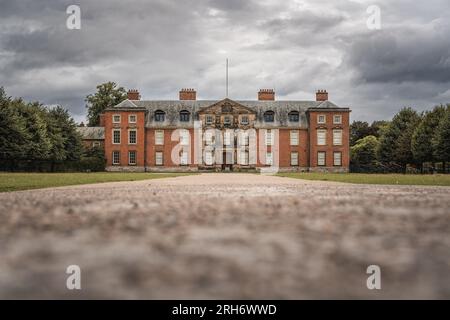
[[85, 82, 127, 126]]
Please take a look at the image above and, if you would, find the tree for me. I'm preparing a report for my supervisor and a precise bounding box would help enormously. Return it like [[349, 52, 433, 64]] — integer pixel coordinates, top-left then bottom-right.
[[86, 82, 127, 126], [378, 107, 421, 172], [350, 121, 371, 146], [432, 105, 450, 172], [411, 105, 447, 169], [0, 88, 30, 166], [350, 120, 389, 146], [46, 106, 83, 170], [350, 135, 380, 172]]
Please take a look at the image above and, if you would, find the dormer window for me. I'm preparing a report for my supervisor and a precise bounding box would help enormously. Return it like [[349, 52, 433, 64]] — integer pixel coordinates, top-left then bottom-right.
[[264, 111, 274, 122], [155, 110, 165, 122], [288, 111, 299, 122], [180, 110, 190, 122]]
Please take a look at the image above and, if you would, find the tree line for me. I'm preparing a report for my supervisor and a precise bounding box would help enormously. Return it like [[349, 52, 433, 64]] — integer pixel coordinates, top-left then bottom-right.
[[351, 105, 450, 173], [0, 87, 104, 172]]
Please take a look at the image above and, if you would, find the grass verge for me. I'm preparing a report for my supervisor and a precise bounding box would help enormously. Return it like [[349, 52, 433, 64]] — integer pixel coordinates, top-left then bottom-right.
[[0, 172, 195, 192], [277, 172, 450, 186]]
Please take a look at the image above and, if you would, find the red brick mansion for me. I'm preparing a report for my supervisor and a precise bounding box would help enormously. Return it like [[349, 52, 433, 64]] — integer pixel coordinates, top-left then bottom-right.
[[79, 88, 350, 172]]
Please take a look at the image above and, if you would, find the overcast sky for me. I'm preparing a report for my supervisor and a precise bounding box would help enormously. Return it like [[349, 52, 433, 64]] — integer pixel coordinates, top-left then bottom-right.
[[1, 0, 450, 123]]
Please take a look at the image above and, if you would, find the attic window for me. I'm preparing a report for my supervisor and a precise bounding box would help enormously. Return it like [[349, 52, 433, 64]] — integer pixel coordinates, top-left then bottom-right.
[[288, 111, 299, 122], [264, 111, 274, 122], [180, 110, 190, 122], [155, 110, 165, 122]]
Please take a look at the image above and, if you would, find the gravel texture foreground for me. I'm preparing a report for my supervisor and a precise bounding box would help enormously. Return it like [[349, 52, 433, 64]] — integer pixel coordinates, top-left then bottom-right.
[[0, 173, 449, 299]]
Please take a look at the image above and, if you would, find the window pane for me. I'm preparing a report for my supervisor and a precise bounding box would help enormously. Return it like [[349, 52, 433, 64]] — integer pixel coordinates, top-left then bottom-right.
[[266, 152, 273, 165], [289, 112, 299, 122], [129, 130, 137, 144], [318, 152, 326, 166], [290, 130, 299, 145], [291, 152, 298, 166], [205, 151, 213, 165], [265, 130, 273, 145], [317, 130, 326, 145], [112, 151, 120, 165], [156, 152, 163, 165], [113, 115, 120, 123], [129, 115, 136, 123], [334, 152, 342, 166], [318, 115, 326, 124], [128, 151, 136, 165], [155, 130, 164, 145], [180, 151, 188, 165], [113, 130, 121, 144], [333, 129, 342, 145], [333, 115, 342, 124]]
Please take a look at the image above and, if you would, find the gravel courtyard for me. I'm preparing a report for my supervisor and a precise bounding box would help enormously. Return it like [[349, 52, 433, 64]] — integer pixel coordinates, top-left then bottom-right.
[[0, 173, 449, 299]]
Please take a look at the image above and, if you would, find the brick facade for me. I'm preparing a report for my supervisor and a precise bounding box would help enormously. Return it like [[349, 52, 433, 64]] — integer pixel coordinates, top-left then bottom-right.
[[95, 89, 350, 172]]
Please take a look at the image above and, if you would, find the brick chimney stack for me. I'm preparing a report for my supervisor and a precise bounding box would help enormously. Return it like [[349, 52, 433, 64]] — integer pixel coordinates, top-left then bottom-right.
[[316, 89, 328, 102], [127, 89, 140, 100], [258, 89, 275, 101], [179, 88, 196, 100]]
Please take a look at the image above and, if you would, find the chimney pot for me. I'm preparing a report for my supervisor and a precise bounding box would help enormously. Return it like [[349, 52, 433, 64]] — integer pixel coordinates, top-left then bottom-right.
[[127, 89, 141, 100], [179, 88, 197, 100], [316, 89, 328, 101], [258, 89, 275, 101]]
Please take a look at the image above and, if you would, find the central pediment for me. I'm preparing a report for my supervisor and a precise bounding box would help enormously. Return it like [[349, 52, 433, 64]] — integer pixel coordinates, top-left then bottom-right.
[[198, 98, 256, 115]]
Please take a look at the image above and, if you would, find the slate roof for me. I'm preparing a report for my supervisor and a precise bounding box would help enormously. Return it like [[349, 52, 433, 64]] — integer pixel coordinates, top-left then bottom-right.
[[107, 99, 349, 129], [77, 127, 105, 140]]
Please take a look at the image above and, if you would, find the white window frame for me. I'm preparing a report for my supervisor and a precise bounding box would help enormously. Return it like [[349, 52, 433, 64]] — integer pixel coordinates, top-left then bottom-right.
[[112, 151, 120, 165], [128, 151, 137, 165], [291, 152, 299, 166], [333, 152, 342, 166], [129, 114, 137, 123], [333, 129, 342, 146], [204, 131, 214, 145], [290, 130, 299, 146], [333, 115, 342, 124], [317, 114, 326, 124], [113, 114, 121, 124], [155, 151, 163, 166], [128, 129, 137, 145], [317, 129, 326, 146], [224, 131, 233, 146], [92, 141, 100, 148], [180, 151, 189, 166], [241, 116, 249, 125], [317, 151, 326, 166], [239, 132, 249, 146], [112, 129, 121, 144], [205, 151, 214, 165], [240, 150, 249, 165], [205, 115, 214, 125], [266, 152, 273, 166], [265, 130, 273, 146], [155, 130, 164, 145], [180, 130, 190, 146]]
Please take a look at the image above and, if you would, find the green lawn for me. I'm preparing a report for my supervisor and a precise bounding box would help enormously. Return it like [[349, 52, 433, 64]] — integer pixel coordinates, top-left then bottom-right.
[[277, 173, 450, 186], [0, 172, 195, 192]]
